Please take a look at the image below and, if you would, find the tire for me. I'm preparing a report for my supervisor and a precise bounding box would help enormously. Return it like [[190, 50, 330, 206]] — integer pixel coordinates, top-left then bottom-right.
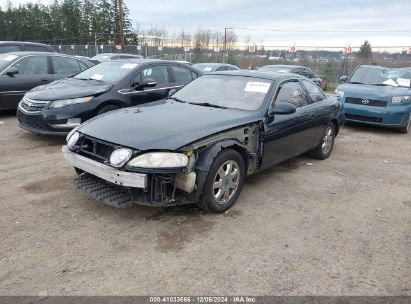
[[310, 122, 335, 160], [74, 167, 84, 175], [97, 104, 119, 115], [196, 149, 246, 213], [398, 116, 410, 134]]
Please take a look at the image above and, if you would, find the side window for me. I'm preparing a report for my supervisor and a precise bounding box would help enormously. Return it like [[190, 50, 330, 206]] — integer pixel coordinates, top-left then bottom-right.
[[141, 65, 169, 85], [52, 56, 82, 75], [132, 73, 142, 87], [301, 80, 325, 103], [77, 60, 89, 71], [215, 66, 227, 71], [304, 68, 315, 78], [171, 65, 194, 83], [274, 81, 307, 108], [12, 56, 48, 75], [24, 45, 49, 52], [0, 45, 20, 53]]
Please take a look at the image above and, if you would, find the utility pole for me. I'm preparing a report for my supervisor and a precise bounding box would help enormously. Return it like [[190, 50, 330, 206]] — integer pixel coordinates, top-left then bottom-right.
[[223, 27, 233, 63], [224, 28, 227, 63], [118, 0, 125, 53]]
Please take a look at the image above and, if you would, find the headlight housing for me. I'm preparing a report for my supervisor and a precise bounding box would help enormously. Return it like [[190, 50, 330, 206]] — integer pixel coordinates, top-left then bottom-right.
[[49, 96, 93, 109], [67, 132, 80, 149], [335, 89, 344, 98], [110, 148, 133, 168], [128, 152, 188, 169], [392, 96, 411, 104]]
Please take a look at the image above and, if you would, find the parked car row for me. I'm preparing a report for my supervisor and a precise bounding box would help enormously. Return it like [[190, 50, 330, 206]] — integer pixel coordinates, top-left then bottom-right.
[[1, 43, 409, 213]]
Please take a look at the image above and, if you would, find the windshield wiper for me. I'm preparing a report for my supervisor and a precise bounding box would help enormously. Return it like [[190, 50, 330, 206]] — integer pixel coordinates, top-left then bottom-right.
[[88, 78, 104, 82], [349, 81, 365, 84], [169, 96, 187, 103], [189, 102, 227, 109]]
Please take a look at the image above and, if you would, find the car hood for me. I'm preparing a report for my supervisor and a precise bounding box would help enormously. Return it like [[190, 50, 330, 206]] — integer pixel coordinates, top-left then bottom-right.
[[26, 78, 114, 101], [337, 83, 411, 99], [77, 101, 261, 150]]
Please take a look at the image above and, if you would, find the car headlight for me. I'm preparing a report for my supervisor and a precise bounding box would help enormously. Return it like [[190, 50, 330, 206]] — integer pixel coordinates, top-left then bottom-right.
[[392, 96, 411, 104], [110, 148, 133, 168], [335, 89, 344, 98], [128, 152, 188, 168], [67, 132, 80, 149], [66, 125, 81, 142], [49, 96, 93, 109]]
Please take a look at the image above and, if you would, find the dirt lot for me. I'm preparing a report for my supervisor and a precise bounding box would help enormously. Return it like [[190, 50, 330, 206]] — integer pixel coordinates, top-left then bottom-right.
[[0, 112, 410, 296]]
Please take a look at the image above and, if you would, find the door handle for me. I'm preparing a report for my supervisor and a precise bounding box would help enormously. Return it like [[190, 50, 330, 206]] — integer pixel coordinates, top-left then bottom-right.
[[40, 78, 48, 82]]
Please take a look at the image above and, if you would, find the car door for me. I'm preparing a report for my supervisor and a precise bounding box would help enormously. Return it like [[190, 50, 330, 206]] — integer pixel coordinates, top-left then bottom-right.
[[0, 55, 51, 110], [169, 65, 196, 90], [300, 79, 331, 143], [261, 80, 318, 168], [51, 56, 83, 81], [129, 64, 172, 106]]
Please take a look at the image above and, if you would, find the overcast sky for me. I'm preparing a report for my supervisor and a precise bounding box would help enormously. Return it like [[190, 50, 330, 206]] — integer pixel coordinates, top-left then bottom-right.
[[2, 0, 410, 50]]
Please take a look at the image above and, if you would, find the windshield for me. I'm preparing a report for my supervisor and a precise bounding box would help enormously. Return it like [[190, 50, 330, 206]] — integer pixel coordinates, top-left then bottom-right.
[[0, 53, 19, 72], [172, 75, 272, 111], [193, 64, 217, 73], [350, 66, 411, 87], [74, 61, 139, 82], [259, 66, 293, 73]]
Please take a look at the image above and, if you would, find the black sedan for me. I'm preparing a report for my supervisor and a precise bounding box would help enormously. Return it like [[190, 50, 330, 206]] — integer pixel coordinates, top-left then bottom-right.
[[62, 70, 344, 213], [17, 59, 201, 135], [259, 65, 325, 89], [0, 52, 94, 110]]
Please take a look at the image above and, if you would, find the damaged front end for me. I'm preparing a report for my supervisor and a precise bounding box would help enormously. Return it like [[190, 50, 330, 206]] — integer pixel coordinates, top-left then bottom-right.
[[63, 122, 263, 208]]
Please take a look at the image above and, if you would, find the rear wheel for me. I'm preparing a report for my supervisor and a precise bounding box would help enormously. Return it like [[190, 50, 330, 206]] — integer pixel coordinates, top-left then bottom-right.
[[97, 104, 119, 115], [398, 116, 410, 134], [196, 149, 245, 213], [310, 122, 335, 160]]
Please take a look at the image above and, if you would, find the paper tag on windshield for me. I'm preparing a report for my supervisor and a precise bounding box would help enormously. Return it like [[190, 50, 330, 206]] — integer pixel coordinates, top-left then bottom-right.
[[3, 55, 18, 61], [383, 79, 398, 87], [397, 78, 410, 87], [244, 82, 270, 93], [121, 63, 138, 69], [204, 67, 213, 72], [90, 74, 104, 80]]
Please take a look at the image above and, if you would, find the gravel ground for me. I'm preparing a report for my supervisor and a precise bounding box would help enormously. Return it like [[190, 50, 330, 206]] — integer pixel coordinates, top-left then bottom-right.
[[0, 112, 410, 296]]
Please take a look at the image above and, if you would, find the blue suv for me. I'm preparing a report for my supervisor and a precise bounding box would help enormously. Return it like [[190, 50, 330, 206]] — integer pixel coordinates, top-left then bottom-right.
[[336, 65, 411, 133]]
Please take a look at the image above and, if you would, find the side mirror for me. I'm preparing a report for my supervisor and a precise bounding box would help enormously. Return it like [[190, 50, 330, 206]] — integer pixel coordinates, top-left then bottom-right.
[[339, 75, 349, 82], [5, 67, 19, 76], [134, 78, 157, 91], [269, 101, 297, 115], [168, 89, 177, 97]]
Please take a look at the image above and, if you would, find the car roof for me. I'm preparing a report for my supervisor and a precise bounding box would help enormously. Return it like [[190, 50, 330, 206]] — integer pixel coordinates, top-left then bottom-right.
[[0, 41, 51, 46], [262, 65, 302, 69], [94, 53, 141, 56], [209, 69, 305, 81], [194, 63, 234, 66], [2, 51, 83, 57]]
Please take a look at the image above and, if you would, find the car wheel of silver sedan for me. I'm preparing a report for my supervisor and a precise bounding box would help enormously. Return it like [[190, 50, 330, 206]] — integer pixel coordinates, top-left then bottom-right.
[[197, 149, 245, 213]]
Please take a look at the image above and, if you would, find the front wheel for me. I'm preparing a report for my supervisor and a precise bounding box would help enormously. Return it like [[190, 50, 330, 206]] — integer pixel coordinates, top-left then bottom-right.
[[398, 116, 410, 134], [310, 122, 335, 160], [196, 149, 245, 213]]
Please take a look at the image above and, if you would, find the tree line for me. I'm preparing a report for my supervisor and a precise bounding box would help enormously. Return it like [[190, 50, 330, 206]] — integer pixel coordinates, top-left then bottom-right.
[[0, 0, 136, 44]]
